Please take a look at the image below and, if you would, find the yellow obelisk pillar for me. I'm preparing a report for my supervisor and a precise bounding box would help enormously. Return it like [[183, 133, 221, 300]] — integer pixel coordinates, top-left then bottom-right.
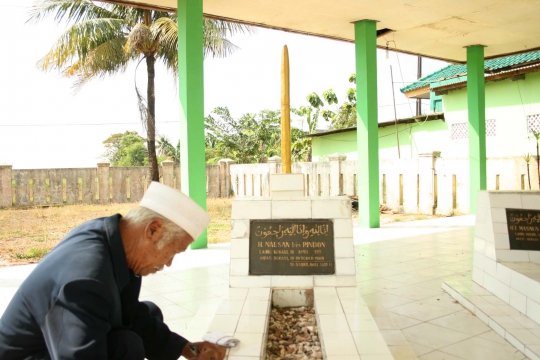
[[281, 45, 292, 174]]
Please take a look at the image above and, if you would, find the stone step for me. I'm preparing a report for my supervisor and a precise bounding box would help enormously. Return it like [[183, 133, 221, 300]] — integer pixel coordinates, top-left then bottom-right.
[[444, 280, 540, 360]]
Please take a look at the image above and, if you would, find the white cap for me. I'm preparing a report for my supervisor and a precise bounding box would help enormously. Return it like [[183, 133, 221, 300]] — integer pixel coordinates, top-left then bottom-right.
[[139, 182, 210, 240]]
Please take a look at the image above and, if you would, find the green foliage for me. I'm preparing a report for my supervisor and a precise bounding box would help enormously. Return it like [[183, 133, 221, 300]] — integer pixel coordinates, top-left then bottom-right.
[[296, 74, 358, 131], [102, 131, 148, 166], [15, 247, 49, 260], [157, 136, 180, 164], [205, 107, 311, 164]]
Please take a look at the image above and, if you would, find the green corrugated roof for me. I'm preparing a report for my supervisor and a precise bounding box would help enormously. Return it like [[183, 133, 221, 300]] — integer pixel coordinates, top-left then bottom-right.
[[400, 50, 540, 93]]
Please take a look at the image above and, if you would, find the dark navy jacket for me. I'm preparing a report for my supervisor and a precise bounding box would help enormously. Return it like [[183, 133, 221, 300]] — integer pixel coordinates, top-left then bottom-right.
[[0, 214, 188, 359]]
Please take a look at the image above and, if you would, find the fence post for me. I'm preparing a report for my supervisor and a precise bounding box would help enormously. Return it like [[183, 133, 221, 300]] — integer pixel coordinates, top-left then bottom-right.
[[161, 160, 175, 188], [268, 156, 282, 175], [218, 158, 236, 197], [418, 152, 439, 214], [97, 162, 110, 204], [0, 165, 13, 208], [329, 153, 347, 195]]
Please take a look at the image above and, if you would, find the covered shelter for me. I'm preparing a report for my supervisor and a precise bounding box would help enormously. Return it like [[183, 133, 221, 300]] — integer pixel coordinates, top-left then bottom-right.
[[99, 0, 540, 241]]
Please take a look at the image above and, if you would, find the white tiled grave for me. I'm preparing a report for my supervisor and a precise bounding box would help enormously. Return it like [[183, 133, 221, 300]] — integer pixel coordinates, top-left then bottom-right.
[[443, 190, 540, 359], [225, 182, 395, 359]]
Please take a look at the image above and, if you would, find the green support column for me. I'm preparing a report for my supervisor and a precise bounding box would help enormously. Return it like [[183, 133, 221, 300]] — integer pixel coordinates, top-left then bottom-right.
[[354, 20, 380, 228], [467, 45, 487, 214], [177, 0, 207, 248]]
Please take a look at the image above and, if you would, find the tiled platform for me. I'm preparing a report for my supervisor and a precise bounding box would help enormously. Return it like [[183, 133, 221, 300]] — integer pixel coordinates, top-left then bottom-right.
[[0, 215, 537, 359]]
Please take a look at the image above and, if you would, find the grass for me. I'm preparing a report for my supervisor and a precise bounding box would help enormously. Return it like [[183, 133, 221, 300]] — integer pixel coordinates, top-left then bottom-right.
[[0, 197, 442, 266], [0, 198, 232, 266]]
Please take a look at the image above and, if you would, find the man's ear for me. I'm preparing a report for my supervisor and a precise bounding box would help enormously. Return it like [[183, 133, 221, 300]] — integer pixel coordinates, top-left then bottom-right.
[[145, 218, 165, 243]]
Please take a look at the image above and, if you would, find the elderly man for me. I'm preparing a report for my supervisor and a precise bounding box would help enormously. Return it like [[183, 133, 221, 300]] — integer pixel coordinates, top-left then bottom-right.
[[0, 182, 224, 360]]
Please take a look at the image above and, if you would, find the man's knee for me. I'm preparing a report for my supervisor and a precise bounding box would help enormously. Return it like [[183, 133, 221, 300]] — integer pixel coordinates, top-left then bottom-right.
[[107, 330, 145, 360]]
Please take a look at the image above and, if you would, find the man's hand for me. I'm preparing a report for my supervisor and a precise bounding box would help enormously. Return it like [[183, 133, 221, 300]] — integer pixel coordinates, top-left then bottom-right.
[[189, 341, 226, 360]]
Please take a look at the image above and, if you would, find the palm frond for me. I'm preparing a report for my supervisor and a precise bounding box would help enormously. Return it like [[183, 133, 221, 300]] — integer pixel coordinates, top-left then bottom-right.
[[39, 18, 126, 71], [153, 17, 178, 75], [28, 0, 116, 24], [68, 37, 132, 91]]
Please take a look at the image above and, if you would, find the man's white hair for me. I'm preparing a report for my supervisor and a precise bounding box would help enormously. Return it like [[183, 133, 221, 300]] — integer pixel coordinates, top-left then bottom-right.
[[123, 206, 191, 249]]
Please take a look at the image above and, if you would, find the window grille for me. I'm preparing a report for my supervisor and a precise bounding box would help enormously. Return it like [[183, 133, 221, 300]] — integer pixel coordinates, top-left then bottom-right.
[[451, 123, 468, 140], [451, 120, 496, 139], [486, 119, 496, 137], [528, 114, 540, 134]]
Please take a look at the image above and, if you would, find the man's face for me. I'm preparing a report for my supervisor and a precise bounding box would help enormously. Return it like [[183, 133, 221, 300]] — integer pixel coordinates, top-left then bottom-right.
[[132, 219, 193, 276], [137, 237, 191, 276]]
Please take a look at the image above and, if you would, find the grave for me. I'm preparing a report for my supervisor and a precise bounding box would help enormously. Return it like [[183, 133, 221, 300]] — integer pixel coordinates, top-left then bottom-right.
[[210, 173, 394, 359], [443, 191, 540, 360]]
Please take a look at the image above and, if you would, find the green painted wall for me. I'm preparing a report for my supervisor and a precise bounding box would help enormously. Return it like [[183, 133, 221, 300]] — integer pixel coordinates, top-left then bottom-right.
[[312, 120, 449, 161], [442, 70, 540, 158], [444, 71, 540, 112]]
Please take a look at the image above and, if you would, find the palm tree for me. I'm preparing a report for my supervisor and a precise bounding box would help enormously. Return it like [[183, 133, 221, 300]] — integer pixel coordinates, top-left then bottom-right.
[[29, 0, 251, 181], [157, 135, 180, 164]]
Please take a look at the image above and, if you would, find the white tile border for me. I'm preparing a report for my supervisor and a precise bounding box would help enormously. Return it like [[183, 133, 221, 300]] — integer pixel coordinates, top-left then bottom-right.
[[443, 281, 540, 360]]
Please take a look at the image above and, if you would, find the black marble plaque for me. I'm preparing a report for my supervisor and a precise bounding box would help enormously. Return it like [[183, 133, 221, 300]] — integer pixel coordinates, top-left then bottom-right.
[[249, 219, 335, 275], [506, 208, 540, 250]]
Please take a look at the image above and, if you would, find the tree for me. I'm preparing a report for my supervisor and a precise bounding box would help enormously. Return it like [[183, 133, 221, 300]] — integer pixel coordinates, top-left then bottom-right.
[[297, 74, 358, 130], [102, 131, 149, 166], [30, 0, 252, 181], [157, 135, 180, 164], [205, 107, 310, 164]]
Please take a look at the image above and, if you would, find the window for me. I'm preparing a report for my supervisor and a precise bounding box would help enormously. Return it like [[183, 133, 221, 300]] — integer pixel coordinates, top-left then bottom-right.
[[528, 114, 540, 134], [451, 123, 468, 140], [486, 119, 496, 137], [451, 119, 496, 139]]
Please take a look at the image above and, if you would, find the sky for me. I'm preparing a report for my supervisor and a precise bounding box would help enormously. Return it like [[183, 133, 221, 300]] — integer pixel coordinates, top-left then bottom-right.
[[0, 0, 448, 169]]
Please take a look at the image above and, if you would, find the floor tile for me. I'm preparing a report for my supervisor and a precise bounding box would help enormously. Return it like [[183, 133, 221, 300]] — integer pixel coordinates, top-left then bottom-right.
[[340, 298, 369, 314], [322, 331, 359, 355], [440, 336, 527, 360], [418, 350, 466, 360], [388, 345, 419, 360], [428, 311, 490, 336], [380, 330, 409, 345], [420, 294, 465, 312], [362, 292, 416, 308], [319, 313, 349, 333], [228, 333, 263, 357], [161, 288, 216, 303], [507, 328, 540, 345], [373, 316, 399, 330], [388, 312, 423, 329], [359, 278, 408, 291], [216, 300, 245, 315], [408, 341, 434, 356], [401, 323, 473, 349], [477, 330, 512, 345], [385, 284, 443, 301], [351, 331, 392, 355], [315, 298, 343, 314], [142, 280, 195, 294], [389, 301, 459, 322], [208, 314, 240, 333], [246, 288, 271, 301], [235, 315, 267, 333], [241, 300, 269, 315], [346, 313, 380, 331], [159, 303, 195, 320], [326, 355, 361, 360]]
